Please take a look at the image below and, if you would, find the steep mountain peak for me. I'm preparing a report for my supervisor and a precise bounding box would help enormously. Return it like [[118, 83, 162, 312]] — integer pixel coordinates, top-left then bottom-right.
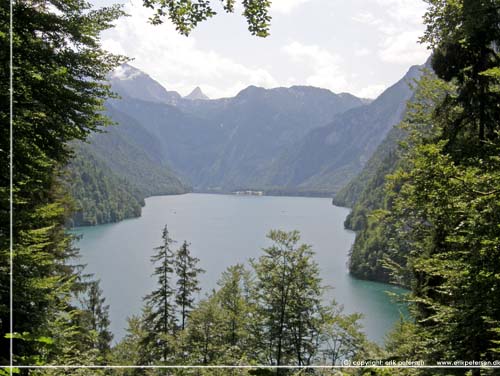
[[185, 86, 209, 100], [109, 63, 182, 105], [111, 63, 144, 81]]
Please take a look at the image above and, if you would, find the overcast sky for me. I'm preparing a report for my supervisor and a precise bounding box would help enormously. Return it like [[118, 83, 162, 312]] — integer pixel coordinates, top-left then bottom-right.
[[95, 0, 430, 99]]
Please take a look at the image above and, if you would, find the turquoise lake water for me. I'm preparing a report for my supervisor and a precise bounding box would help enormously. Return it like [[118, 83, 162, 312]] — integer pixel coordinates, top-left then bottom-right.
[[74, 193, 407, 344]]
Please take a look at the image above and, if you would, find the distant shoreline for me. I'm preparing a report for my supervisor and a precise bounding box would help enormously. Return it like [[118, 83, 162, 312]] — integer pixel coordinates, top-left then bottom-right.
[[71, 190, 347, 228]]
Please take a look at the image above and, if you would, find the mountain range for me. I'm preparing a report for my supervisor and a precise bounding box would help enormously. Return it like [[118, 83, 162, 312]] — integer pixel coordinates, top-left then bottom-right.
[[68, 61, 425, 225]]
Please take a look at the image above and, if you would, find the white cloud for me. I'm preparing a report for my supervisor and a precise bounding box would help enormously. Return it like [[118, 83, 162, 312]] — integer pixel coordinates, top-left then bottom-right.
[[112, 64, 142, 80], [376, 0, 427, 25], [271, 0, 313, 14], [281, 41, 410, 98], [282, 41, 350, 93], [353, 0, 428, 65], [355, 48, 372, 57], [379, 30, 428, 64], [101, 1, 278, 98], [351, 12, 383, 26], [98, 0, 430, 100], [357, 84, 387, 99]]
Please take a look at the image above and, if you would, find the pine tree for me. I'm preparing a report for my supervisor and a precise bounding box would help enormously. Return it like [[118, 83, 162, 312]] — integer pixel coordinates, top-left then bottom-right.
[[141, 225, 177, 364], [0, 0, 125, 364], [81, 280, 113, 358], [174, 241, 204, 332]]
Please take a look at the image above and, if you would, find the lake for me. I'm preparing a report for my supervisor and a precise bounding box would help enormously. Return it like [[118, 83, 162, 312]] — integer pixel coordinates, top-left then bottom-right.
[[73, 193, 406, 344]]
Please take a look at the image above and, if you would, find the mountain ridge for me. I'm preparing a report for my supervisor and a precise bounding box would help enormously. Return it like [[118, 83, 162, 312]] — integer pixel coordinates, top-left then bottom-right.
[[108, 65, 370, 192], [69, 61, 427, 225], [259, 63, 425, 195]]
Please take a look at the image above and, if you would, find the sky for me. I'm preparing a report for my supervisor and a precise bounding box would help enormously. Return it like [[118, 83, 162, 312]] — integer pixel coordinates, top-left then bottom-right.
[[95, 0, 430, 99]]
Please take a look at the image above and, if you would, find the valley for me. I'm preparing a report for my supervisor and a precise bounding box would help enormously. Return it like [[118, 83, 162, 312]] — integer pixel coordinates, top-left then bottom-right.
[[69, 61, 425, 225]]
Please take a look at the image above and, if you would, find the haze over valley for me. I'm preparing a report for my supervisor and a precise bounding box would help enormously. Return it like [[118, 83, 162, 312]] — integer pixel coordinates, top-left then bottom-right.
[[69, 61, 425, 225]]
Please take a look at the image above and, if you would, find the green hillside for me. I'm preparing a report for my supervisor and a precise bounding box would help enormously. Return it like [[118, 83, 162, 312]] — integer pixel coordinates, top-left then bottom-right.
[[66, 107, 190, 226], [67, 145, 144, 226]]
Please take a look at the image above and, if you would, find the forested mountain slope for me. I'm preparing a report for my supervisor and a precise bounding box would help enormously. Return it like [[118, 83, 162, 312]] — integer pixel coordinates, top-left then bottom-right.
[[108, 66, 369, 192], [90, 106, 189, 197], [261, 63, 424, 195], [333, 65, 432, 283], [333, 119, 407, 210], [338, 125, 405, 282], [67, 144, 144, 226], [67, 106, 190, 225], [69, 62, 426, 226]]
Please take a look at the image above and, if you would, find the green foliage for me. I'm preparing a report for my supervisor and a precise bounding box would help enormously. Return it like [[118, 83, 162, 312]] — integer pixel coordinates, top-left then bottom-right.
[[142, 0, 271, 37], [184, 292, 226, 364], [175, 240, 205, 331], [422, 0, 500, 148], [388, 138, 500, 366], [111, 315, 149, 374], [349, 2, 500, 370], [215, 264, 256, 360], [141, 225, 178, 364], [66, 106, 191, 227], [0, 0, 124, 366], [319, 302, 371, 366], [336, 3, 500, 365], [117, 229, 374, 370], [342, 71, 450, 285], [66, 144, 143, 226], [381, 1, 500, 368], [130, 229, 206, 367], [384, 316, 423, 372], [252, 230, 324, 367], [78, 280, 114, 360], [0, 368, 20, 376]]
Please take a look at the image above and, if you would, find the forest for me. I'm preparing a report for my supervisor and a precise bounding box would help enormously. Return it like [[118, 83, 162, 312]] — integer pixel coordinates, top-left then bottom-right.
[[66, 144, 144, 226], [110, 228, 376, 372], [1, 0, 499, 375]]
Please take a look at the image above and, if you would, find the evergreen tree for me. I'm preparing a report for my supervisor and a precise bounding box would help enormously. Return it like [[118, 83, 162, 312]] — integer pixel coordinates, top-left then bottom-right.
[[141, 225, 177, 364], [174, 241, 204, 331], [113, 231, 374, 369], [0, 0, 125, 365], [80, 280, 113, 358], [0, 0, 272, 368]]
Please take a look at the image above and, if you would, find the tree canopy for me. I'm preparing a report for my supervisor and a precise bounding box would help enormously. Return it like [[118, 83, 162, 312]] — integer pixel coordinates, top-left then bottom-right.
[[1, 0, 125, 367], [142, 0, 272, 37]]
